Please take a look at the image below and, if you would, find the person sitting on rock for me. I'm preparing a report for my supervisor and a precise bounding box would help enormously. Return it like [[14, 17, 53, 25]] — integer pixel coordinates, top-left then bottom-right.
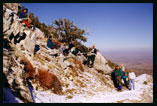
[[47, 36, 56, 49], [114, 65, 123, 91], [122, 69, 129, 89], [87, 44, 97, 68], [47, 36, 61, 49], [18, 8, 32, 28], [63, 44, 69, 56], [68, 41, 75, 52], [128, 69, 136, 90], [71, 46, 79, 56]]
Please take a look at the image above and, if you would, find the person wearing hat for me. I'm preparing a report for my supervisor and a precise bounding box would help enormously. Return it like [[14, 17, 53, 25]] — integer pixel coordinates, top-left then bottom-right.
[[114, 65, 123, 91], [87, 44, 97, 68]]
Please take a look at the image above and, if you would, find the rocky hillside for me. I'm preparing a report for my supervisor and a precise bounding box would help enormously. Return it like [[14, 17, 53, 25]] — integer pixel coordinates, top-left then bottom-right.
[[3, 3, 153, 103]]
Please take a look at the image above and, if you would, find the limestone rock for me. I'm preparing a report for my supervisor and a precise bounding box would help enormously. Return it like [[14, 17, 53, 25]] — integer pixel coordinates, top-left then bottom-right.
[[94, 52, 112, 74]]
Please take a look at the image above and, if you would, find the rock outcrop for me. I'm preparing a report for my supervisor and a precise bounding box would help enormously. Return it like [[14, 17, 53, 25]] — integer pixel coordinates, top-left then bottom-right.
[[3, 49, 33, 103]]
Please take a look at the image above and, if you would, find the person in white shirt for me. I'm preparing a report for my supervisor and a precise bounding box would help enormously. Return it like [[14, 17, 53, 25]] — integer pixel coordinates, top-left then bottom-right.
[[128, 69, 136, 90]]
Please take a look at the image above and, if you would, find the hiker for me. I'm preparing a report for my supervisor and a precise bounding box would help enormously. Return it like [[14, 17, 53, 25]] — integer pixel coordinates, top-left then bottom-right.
[[87, 45, 97, 68], [68, 41, 75, 52], [18, 8, 32, 28], [111, 68, 118, 88], [128, 69, 136, 90], [122, 69, 129, 89], [63, 44, 69, 56], [47, 36, 56, 49], [47, 36, 61, 49], [114, 65, 123, 91], [120, 64, 125, 71], [71, 47, 79, 56]]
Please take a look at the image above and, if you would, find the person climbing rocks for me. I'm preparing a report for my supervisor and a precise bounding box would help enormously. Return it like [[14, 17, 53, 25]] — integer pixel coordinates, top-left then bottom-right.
[[114, 65, 123, 91], [128, 69, 136, 90], [122, 69, 129, 89], [18, 8, 33, 28], [111, 68, 118, 88], [87, 44, 97, 68]]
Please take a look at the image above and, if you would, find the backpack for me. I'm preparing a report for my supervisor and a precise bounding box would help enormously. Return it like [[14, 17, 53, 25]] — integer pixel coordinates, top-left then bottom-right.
[[93, 48, 97, 54]]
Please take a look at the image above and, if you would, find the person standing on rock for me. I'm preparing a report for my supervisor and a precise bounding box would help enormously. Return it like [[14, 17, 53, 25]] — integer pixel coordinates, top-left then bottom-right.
[[87, 44, 97, 68], [111, 67, 118, 88], [128, 69, 136, 90], [114, 65, 123, 91], [122, 69, 129, 89]]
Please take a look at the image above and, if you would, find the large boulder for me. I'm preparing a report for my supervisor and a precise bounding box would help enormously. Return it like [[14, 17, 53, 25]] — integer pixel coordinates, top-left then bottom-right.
[[94, 52, 112, 74]]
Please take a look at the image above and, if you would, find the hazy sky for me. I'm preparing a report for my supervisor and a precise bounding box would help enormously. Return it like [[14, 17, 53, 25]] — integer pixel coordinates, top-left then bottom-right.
[[21, 3, 153, 52]]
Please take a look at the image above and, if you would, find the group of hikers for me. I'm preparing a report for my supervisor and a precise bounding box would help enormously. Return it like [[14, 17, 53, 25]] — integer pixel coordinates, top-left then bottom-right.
[[46, 35, 97, 68], [111, 64, 136, 91], [10, 5, 137, 92]]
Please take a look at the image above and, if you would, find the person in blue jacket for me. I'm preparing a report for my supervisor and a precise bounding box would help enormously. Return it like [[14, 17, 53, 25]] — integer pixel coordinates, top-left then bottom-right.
[[47, 36, 56, 49]]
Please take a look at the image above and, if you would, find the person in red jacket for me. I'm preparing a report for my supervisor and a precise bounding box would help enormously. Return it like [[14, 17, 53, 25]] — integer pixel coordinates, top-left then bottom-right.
[[19, 8, 32, 28]]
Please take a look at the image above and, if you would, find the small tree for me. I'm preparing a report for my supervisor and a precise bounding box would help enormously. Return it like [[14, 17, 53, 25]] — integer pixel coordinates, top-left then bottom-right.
[[51, 18, 87, 43]]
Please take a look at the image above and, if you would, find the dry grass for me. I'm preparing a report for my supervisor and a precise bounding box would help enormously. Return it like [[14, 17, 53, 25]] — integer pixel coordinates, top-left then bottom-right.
[[74, 60, 84, 72], [37, 68, 62, 94], [37, 68, 55, 89], [21, 57, 35, 79]]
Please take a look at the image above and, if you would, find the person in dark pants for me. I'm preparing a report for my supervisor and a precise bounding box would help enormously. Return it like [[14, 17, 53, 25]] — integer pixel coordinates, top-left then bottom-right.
[[111, 69, 118, 88], [122, 69, 129, 89], [114, 65, 123, 91], [87, 45, 97, 68]]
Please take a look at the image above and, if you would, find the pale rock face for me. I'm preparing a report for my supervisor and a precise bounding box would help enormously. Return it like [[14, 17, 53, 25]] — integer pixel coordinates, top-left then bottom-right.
[[3, 49, 33, 103], [3, 3, 19, 13], [94, 52, 112, 74]]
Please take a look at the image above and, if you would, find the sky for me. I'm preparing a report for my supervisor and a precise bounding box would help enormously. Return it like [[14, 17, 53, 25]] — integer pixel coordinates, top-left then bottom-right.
[[20, 3, 153, 52]]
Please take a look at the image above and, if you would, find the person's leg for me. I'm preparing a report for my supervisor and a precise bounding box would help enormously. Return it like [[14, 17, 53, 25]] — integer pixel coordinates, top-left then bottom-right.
[[91, 55, 95, 66], [87, 56, 91, 66], [123, 78, 127, 88], [129, 79, 132, 90], [22, 20, 32, 28], [113, 78, 118, 88], [132, 79, 135, 90]]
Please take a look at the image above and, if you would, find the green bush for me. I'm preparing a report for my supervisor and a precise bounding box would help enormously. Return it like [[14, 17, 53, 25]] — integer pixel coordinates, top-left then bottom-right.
[[107, 60, 117, 69]]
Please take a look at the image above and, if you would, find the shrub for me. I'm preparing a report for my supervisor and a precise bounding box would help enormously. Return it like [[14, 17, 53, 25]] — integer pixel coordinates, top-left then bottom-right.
[[21, 57, 35, 79], [107, 60, 117, 69], [37, 68, 62, 94], [74, 60, 84, 72]]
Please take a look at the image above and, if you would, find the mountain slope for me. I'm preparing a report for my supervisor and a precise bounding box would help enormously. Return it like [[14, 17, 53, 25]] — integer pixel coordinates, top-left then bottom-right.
[[3, 3, 153, 103]]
